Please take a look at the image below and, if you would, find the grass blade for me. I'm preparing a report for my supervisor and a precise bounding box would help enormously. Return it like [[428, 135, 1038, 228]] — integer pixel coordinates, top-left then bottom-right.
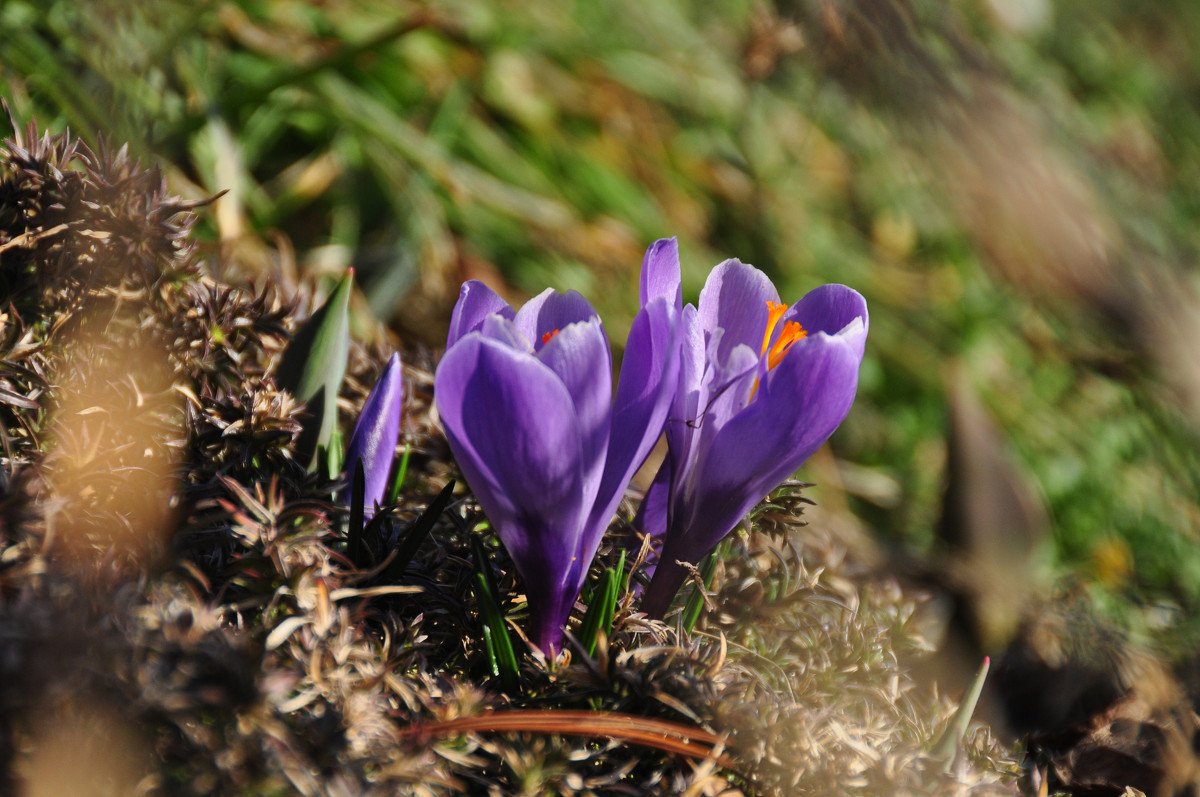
[[935, 656, 991, 768], [381, 479, 455, 582], [471, 531, 519, 691], [578, 567, 616, 657], [473, 570, 520, 693], [346, 459, 365, 567], [578, 549, 624, 656], [385, 444, 412, 505], [681, 549, 719, 634], [481, 621, 501, 680]]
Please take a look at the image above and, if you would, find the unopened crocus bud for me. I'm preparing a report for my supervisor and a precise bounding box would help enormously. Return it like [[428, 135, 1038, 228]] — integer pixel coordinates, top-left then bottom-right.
[[343, 352, 403, 515]]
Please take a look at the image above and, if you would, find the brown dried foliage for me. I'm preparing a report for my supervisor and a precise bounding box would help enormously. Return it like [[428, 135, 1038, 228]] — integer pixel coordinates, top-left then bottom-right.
[[0, 114, 1023, 795]]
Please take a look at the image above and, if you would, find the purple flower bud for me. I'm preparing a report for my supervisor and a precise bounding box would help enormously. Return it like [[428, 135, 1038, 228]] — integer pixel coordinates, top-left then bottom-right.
[[636, 238, 868, 617], [343, 353, 403, 515], [435, 281, 678, 654]]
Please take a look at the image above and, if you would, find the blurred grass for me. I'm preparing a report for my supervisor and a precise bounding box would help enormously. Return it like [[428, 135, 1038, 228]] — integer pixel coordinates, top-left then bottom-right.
[[6, 0, 1200, 654]]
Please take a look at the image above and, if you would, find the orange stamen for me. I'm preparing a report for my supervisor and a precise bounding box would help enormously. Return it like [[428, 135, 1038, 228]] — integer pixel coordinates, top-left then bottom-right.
[[759, 302, 806, 370], [767, 320, 806, 368], [751, 301, 807, 399], [541, 329, 560, 345], [760, 301, 789, 356]]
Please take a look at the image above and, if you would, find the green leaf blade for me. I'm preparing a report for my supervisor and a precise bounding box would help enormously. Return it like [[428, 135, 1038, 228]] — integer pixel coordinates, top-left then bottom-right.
[[276, 270, 355, 469]]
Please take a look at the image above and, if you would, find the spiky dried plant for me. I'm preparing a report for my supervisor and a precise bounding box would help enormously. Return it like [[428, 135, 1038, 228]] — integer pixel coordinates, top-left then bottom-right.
[[0, 111, 1025, 796]]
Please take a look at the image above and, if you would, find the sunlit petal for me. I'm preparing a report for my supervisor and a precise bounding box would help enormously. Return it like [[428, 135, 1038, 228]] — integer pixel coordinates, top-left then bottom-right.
[[447, 280, 515, 348], [697, 259, 779, 364], [640, 237, 682, 309], [513, 288, 600, 348]]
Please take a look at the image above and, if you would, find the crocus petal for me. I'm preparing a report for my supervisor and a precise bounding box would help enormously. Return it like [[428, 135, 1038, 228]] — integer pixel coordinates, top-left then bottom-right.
[[703, 338, 759, 420], [537, 318, 613, 513], [638, 253, 869, 619], [574, 296, 678, 590], [642, 329, 864, 616], [783, 284, 870, 360], [342, 353, 404, 514], [633, 455, 671, 539], [434, 335, 588, 651], [663, 304, 706, 488], [677, 330, 863, 557], [666, 327, 758, 515], [697, 259, 779, 364], [684, 341, 758, 475], [435, 337, 588, 555], [447, 280, 515, 348], [640, 237, 683, 310], [598, 298, 677, 516], [478, 313, 534, 353], [514, 288, 600, 347]]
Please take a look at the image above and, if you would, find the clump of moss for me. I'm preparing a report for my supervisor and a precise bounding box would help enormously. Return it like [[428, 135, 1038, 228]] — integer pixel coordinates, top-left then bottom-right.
[[0, 114, 1021, 795]]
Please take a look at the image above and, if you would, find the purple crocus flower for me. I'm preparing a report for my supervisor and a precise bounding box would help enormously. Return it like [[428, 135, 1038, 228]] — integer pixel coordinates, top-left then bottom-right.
[[636, 238, 868, 618], [435, 281, 678, 654], [342, 352, 403, 514]]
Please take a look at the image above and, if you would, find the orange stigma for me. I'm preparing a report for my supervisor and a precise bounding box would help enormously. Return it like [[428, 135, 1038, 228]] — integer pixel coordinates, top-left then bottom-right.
[[541, 329, 560, 345], [759, 301, 806, 369]]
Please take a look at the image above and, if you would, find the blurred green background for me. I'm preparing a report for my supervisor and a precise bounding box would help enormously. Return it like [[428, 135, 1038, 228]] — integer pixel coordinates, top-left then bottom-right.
[[6, 0, 1200, 653]]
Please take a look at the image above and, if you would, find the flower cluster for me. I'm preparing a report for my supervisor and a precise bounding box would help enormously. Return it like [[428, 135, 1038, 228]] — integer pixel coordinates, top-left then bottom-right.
[[344, 237, 866, 654]]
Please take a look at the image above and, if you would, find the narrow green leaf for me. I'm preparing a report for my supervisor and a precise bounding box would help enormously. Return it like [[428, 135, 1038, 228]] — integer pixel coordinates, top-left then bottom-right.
[[577, 549, 625, 657], [614, 547, 627, 596], [0, 26, 124, 148], [327, 428, 344, 480], [471, 533, 519, 689], [681, 549, 719, 634], [175, 15, 434, 139], [601, 556, 621, 631], [276, 270, 354, 470], [292, 387, 326, 470], [578, 567, 616, 657], [481, 622, 500, 678], [347, 459, 365, 567], [381, 479, 455, 582], [618, 546, 633, 595], [470, 532, 503, 613], [385, 444, 412, 505], [474, 571, 519, 692], [357, 504, 396, 568], [934, 656, 991, 768]]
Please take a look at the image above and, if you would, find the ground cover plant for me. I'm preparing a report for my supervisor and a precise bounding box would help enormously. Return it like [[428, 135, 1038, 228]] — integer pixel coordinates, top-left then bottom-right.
[[0, 116, 1020, 794], [4, 0, 1200, 794]]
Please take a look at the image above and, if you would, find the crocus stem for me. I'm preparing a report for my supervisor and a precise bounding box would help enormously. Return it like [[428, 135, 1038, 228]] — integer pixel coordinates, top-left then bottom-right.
[[640, 556, 689, 620], [529, 597, 569, 657]]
